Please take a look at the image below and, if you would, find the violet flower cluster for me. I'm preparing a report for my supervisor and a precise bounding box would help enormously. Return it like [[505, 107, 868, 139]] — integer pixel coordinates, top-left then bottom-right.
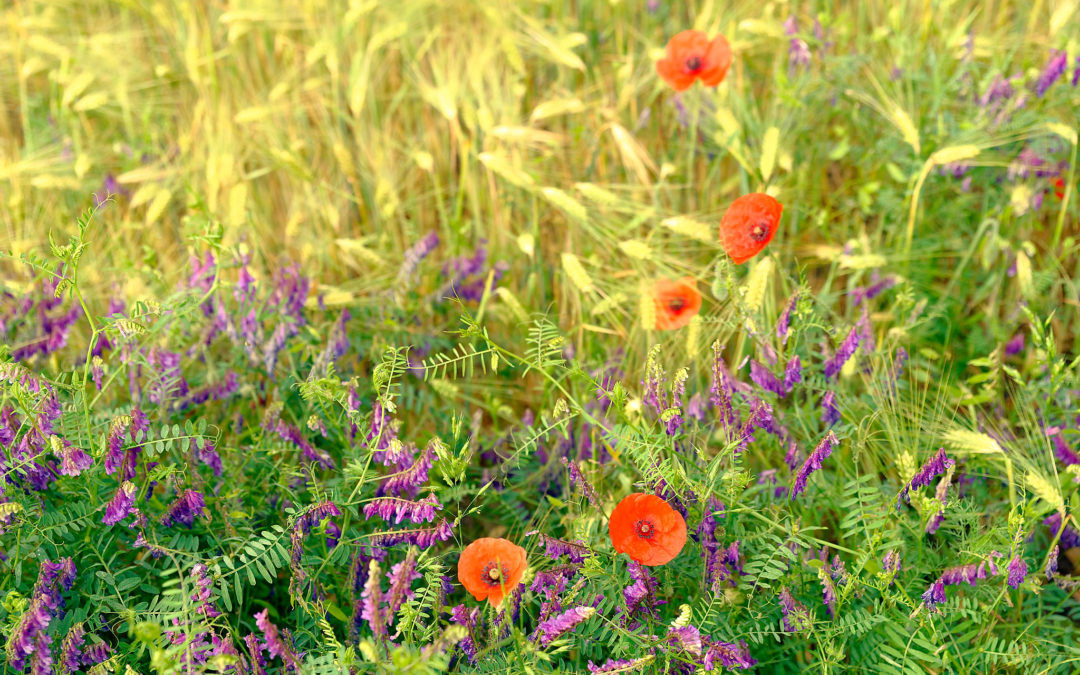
[[791, 432, 838, 499], [897, 448, 954, 509]]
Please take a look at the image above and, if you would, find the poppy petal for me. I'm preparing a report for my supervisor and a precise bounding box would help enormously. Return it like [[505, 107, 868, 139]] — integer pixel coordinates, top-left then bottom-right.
[[719, 193, 783, 265]]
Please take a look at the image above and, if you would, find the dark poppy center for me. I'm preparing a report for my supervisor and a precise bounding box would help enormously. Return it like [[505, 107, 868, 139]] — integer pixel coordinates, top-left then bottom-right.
[[668, 297, 686, 312], [481, 561, 509, 587], [634, 519, 656, 539], [750, 221, 770, 242], [685, 56, 703, 72]]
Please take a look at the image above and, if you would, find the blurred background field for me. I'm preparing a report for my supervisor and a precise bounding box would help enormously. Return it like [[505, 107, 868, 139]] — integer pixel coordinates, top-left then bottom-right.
[[2, 0, 1077, 372]]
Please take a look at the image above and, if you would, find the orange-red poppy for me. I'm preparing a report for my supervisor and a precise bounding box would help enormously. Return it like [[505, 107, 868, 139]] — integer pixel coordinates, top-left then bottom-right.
[[458, 538, 527, 605], [653, 277, 701, 331], [1053, 177, 1066, 200], [656, 30, 733, 91], [719, 193, 783, 265], [608, 493, 687, 566]]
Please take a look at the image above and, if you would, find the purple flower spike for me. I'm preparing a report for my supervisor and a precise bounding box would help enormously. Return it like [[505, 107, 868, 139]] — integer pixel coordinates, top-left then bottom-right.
[[897, 448, 954, 509], [254, 609, 301, 672], [750, 360, 786, 397], [821, 391, 840, 426], [534, 606, 595, 646], [1045, 513, 1080, 549], [703, 640, 756, 670], [783, 357, 802, 393], [1005, 332, 1025, 356], [922, 579, 947, 611], [363, 494, 441, 525], [1035, 50, 1068, 97], [777, 293, 798, 344], [102, 481, 137, 525], [791, 432, 839, 498], [779, 587, 810, 633], [1046, 545, 1060, 580], [1007, 555, 1027, 589], [562, 458, 602, 511], [527, 530, 591, 563], [823, 326, 860, 380], [160, 489, 207, 528]]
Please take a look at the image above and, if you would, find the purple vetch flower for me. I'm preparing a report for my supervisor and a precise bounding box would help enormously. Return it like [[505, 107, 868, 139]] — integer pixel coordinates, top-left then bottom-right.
[[922, 579, 947, 611], [1005, 332, 1025, 356], [254, 609, 301, 672], [1046, 545, 1059, 580], [791, 432, 839, 498], [191, 564, 220, 618], [531, 565, 578, 623], [897, 448, 954, 509], [194, 438, 223, 477], [450, 604, 480, 663], [527, 530, 591, 563], [91, 356, 104, 389], [379, 439, 437, 496], [667, 624, 704, 658], [6, 558, 76, 670], [621, 563, 658, 626], [890, 347, 909, 383], [562, 457, 602, 511], [819, 569, 838, 617], [685, 392, 706, 421], [882, 550, 901, 584], [363, 494, 441, 524], [385, 549, 420, 622], [851, 274, 897, 307], [821, 391, 840, 426], [736, 399, 774, 452], [244, 634, 267, 675], [783, 15, 811, 73], [588, 656, 656, 673], [369, 519, 453, 548], [398, 231, 440, 287], [750, 360, 785, 397], [783, 357, 802, 393], [53, 437, 93, 476], [926, 471, 951, 535], [823, 326, 860, 380], [534, 606, 595, 646], [642, 346, 666, 417], [664, 367, 688, 436], [79, 640, 111, 668], [779, 587, 811, 632], [1035, 49, 1068, 97], [710, 343, 738, 429], [160, 489, 207, 528], [1007, 555, 1027, 589], [777, 293, 798, 344], [102, 481, 137, 525], [1044, 513, 1080, 549], [58, 623, 86, 673], [1047, 427, 1079, 466], [291, 501, 342, 571], [262, 406, 335, 470], [703, 640, 756, 670]]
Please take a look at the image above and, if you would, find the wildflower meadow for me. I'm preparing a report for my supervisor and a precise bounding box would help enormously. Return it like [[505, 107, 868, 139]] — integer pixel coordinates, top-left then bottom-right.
[[2, 1, 1080, 673]]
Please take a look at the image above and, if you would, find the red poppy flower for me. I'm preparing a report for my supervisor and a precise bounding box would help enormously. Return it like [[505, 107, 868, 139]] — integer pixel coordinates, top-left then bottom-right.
[[652, 277, 702, 330], [719, 193, 783, 265], [608, 493, 687, 566], [458, 538, 527, 605], [1053, 177, 1066, 200], [656, 30, 733, 91]]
